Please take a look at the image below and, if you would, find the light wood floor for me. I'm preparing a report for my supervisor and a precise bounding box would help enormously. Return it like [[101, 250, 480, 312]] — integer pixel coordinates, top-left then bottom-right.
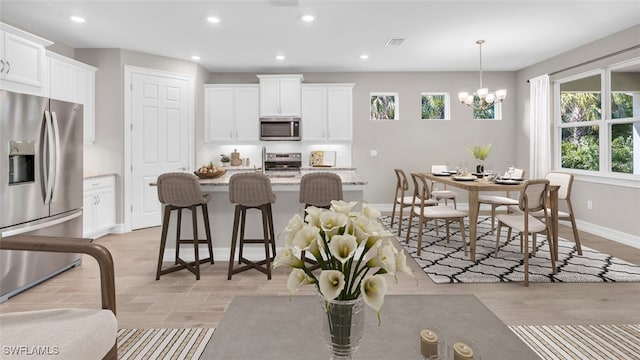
[[1, 217, 639, 329]]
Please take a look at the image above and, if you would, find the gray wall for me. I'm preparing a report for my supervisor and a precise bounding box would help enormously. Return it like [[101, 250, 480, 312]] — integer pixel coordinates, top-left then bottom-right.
[[208, 71, 518, 205], [516, 25, 640, 237]]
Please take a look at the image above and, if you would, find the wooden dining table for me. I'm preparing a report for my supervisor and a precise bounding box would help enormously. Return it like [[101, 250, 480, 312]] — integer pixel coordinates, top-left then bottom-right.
[[420, 173, 559, 263]]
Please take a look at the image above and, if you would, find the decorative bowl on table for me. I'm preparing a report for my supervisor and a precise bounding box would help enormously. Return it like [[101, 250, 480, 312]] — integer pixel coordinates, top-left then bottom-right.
[[194, 168, 226, 179]]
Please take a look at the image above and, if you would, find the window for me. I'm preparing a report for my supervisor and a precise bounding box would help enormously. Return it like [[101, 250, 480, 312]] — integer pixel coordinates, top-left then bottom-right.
[[370, 93, 399, 120], [472, 95, 502, 120], [554, 60, 640, 178], [421, 93, 449, 120]]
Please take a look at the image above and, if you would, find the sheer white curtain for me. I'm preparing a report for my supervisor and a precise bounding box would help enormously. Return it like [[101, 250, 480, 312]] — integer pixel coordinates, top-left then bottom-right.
[[529, 74, 551, 179]]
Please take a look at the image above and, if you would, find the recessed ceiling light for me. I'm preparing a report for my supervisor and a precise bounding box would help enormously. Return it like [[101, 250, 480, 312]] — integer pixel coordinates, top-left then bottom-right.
[[207, 16, 220, 23], [360, 54, 369, 60], [302, 15, 315, 22], [70, 16, 85, 23], [276, 55, 285, 61], [191, 55, 201, 60]]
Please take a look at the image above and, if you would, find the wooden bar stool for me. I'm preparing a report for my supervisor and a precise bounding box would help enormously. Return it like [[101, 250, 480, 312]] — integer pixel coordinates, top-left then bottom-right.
[[228, 173, 277, 280], [155, 172, 214, 280]]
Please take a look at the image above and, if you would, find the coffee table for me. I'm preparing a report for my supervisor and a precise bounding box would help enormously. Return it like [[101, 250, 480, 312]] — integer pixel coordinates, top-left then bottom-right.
[[201, 294, 540, 359]]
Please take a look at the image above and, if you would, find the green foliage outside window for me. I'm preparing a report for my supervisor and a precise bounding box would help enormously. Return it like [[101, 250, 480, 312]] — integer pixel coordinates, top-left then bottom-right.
[[370, 95, 397, 120], [421, 95, 445, 119], [561, 128, 599, 170], [472, 95, 495, 119], [611, 123, 633, 173]]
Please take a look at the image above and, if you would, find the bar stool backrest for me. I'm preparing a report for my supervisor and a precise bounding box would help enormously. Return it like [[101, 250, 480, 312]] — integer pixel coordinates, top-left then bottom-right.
[[157, 172, 207, 207], [299, 172, 343, 208], [229, 173, 276, 207]]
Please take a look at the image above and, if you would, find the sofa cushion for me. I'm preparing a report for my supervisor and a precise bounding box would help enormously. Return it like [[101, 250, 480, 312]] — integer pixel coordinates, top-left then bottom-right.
[[0, 308, 117, 360]]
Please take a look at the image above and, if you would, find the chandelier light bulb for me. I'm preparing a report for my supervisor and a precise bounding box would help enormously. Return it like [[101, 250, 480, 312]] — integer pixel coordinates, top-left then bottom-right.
[[477, 88, 489, 99], [458, 92, 469, 103], [485, 93, 496, 104], [496, 89, 507, 100]]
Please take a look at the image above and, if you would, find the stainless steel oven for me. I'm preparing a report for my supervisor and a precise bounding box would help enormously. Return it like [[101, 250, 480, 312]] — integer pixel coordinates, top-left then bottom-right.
[[264, 152, 302, 177], [260, 117, 300, 141]]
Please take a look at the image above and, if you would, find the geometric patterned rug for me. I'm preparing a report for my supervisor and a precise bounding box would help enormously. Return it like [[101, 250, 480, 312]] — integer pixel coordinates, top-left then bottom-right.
[[381, 215, 640, 284], [117, 328, 214, 360], [510, 324, 640, 360]]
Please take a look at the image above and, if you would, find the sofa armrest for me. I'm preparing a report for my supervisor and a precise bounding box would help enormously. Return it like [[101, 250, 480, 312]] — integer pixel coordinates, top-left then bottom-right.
[[0, 235, 116, 314]]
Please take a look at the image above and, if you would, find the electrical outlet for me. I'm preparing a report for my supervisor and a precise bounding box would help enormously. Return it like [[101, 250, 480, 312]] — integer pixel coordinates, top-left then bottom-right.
[[587, 200, 593, 210]]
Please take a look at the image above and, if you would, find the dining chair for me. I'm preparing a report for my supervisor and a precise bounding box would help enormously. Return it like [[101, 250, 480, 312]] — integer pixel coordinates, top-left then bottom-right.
[[478, 168, 525, 234], [430, 164, 458, 208], [495, 179, 557, 286], [405, 173, 468, 256], [391, 169, 419, 236], [530, 172, 582, 255]]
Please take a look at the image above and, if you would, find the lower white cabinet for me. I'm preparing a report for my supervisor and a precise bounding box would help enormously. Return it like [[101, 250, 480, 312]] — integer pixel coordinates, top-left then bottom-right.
[[83, 175, 116, 239]]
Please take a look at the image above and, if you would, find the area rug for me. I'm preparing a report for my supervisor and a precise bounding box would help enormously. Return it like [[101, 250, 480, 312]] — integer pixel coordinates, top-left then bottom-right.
[[117, 328, 214, 360], [381, 215, 640, 283], [510, 324, 640, 360]]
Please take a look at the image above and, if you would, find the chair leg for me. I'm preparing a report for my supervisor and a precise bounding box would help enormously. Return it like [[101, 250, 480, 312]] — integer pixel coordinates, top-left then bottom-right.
[[267, 204, 277, 261], [191, 205, 200, 280], [460, 217, 467, 256], [569, 214, 583, 255], [416, 215, 425, 256], [261, 205, 272, 280], [532, 233, 537, 257], [490, 205, 497, 234], [175, 208, 182, 264], [524, 232, 530, 287], [390, 199, 398, 228], [495, 222, 502, 255], [445, 220, 450, 242], [228, 206, 241, 280], [201, 203, 214, 264], [397, 204, 404, 236], [238, 208, 247, 265], [405, 210, 414, 244], [453, 198, 457, 209], [156, 207, 172, 280]]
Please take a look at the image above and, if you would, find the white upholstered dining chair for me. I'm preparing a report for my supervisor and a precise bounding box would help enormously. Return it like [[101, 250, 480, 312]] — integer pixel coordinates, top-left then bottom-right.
[[478, 167, 525, 233], [405, 173, 468, 256], [530, 172, 582, 255], [495, 179, 557, 286], [430, 164, 458, 208]]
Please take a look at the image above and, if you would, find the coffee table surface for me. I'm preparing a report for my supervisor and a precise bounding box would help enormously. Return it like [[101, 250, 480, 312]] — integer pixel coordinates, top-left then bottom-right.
[[202, 294, 539, 359]]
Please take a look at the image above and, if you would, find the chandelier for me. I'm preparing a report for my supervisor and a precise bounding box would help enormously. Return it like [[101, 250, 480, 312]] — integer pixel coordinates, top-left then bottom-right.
[[458, 40, 507, 111]]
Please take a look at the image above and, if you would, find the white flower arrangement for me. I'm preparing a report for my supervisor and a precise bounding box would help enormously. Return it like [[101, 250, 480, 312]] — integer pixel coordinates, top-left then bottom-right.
[[273, 200, 414, 324]]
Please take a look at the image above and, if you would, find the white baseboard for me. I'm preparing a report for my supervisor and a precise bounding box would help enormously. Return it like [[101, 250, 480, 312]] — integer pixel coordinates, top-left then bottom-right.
[[109, 223, 128, 234], [371, 203, 640, 250]]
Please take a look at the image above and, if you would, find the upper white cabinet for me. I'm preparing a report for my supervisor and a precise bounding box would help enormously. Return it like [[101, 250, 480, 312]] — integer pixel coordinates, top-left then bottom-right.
[[257, 74, 303, 117], [0, 22, 52, 95], [302, 84, 354, 142], [47, 52, 97, 145], [204, 84, 259, 143]]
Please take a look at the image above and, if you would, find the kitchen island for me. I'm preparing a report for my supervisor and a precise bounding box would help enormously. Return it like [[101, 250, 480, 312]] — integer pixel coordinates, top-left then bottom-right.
[[158, 170, 367, 263]]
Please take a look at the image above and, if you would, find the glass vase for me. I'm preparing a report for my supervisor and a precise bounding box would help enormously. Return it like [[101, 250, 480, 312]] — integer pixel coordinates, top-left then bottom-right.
[[317, 293, 365, 360]]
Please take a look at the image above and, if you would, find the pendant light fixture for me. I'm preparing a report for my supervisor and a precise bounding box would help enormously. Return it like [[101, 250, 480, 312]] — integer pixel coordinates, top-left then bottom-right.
[[458, 40, 507, 111]]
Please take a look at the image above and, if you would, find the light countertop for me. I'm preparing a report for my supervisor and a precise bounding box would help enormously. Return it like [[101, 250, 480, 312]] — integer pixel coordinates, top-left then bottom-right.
[[197, 170, 367, 187]]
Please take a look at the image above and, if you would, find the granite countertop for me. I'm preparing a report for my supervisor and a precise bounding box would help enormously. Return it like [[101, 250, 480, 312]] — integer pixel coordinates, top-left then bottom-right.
[[197, 170, 367, 187]]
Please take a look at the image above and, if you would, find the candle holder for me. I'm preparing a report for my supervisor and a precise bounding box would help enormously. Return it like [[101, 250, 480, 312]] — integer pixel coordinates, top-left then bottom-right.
[[415, 326, 446, 360], [444, 336, 481, 360]]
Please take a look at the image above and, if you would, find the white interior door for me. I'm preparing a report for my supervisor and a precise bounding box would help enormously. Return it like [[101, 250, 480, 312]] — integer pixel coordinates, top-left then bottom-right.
[[130, 72, 190, 230]]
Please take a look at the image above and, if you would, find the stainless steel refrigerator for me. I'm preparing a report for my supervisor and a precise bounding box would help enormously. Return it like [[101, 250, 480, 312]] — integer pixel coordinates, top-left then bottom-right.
[[0, 90, 84, 303]]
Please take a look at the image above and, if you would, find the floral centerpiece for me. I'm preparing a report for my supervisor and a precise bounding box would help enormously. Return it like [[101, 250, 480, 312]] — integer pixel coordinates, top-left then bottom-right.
[[273, 200, 413, 359]]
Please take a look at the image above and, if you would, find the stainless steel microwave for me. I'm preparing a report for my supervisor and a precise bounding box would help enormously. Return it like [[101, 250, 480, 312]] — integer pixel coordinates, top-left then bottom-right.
[[260, 117, 301, 141]]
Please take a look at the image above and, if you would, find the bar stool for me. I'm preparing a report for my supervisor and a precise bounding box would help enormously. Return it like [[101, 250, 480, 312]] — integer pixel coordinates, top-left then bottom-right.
[[299, 172, 343, 269], [155, 172, 214, 280], [228, 173, 277, 280]]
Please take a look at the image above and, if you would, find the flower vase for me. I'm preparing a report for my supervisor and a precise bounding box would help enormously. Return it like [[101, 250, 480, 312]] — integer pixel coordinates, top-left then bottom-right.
[[317, 294, 365, 360], [476, 163, 484, 174]]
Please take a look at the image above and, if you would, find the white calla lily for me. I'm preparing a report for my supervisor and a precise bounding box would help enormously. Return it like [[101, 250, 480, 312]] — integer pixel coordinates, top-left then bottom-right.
[[287, 268, 314, 297], [366, 242, 397, 275], [291, 225, 322, 251], [328, 234, 358, 264], [330, 200, 358, 215], [304, 206, 324, 228], [361, 275, 387, 325], [319, 211, 349, 239], [272, 247, 303, 269], [361, 202, 381, 219], [394, 249, 415, 283], [319, 270, 345, 302]]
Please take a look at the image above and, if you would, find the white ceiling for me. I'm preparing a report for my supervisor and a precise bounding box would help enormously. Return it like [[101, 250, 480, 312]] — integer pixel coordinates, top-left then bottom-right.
[[1, 0, 638, 73]]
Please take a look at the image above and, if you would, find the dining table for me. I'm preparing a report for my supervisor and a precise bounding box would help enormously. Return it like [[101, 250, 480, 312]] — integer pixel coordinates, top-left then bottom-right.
[[420, 173, 559, 263]]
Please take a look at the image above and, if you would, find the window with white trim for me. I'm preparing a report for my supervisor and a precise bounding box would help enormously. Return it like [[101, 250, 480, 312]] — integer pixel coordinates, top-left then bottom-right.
[[554, 59, 640, 178]]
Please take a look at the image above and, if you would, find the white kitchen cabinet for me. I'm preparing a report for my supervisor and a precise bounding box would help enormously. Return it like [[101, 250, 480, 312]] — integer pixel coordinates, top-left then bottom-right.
[[301, 84, 354, 142], [204, 85, 259, 143], [0, 23, 52, 95], [83, 175, 116, 239], [257, 74, 303, 117], [47, 52, 97, 145]]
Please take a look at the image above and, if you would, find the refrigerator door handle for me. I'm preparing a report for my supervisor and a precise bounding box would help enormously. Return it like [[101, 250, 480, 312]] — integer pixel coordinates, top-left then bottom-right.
[[51, 111, 62, 203], [0, 210, 82, 238], [43, 110, 55, 205]]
